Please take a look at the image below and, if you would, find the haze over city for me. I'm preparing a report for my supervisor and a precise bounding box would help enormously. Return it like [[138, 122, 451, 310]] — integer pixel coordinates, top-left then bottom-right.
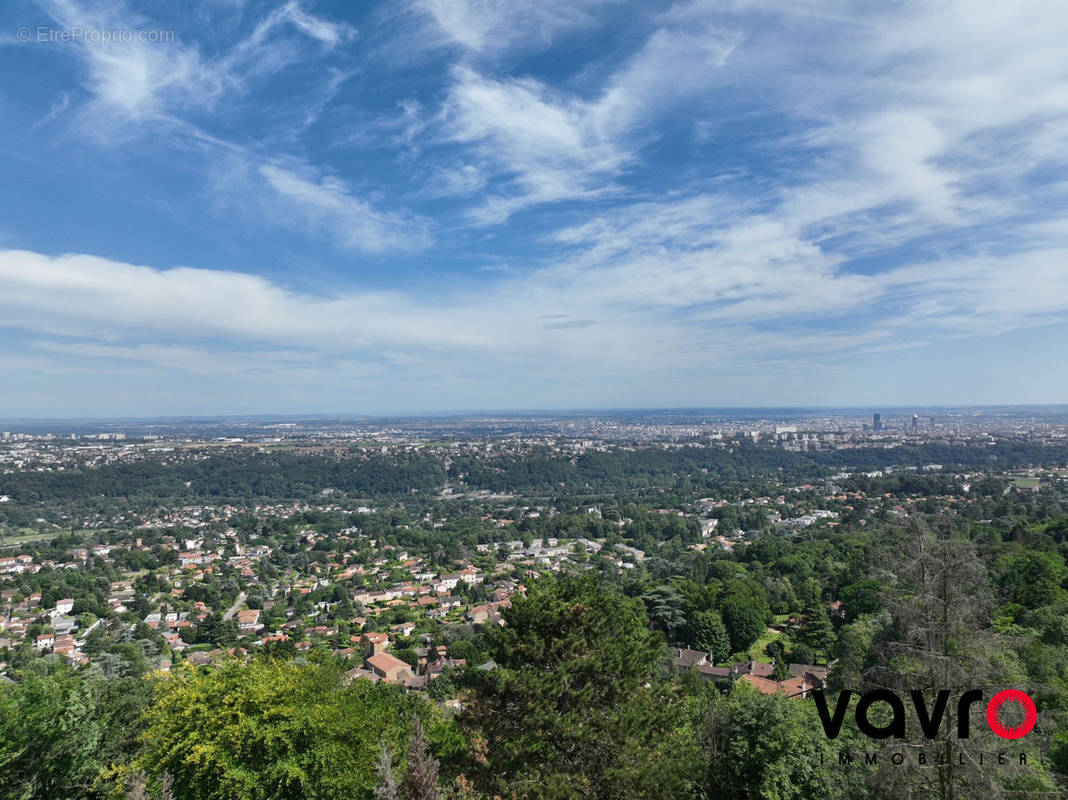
[[2, 0, 1067, 416]]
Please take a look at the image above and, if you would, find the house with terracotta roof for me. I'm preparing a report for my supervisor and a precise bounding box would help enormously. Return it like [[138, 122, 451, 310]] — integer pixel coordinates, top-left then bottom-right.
[[737, 674, 784, 695], [345, 667, 381, 684], [236, 609, 262, 633], [366, 652, 413, 684], [736, 666, 825, 699], [363, 632, 390, 654]]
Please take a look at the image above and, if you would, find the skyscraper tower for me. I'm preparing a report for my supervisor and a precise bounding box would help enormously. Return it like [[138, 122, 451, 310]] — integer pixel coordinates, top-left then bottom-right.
[[911, 414, 919, 433], [873, 413, 882, 431]]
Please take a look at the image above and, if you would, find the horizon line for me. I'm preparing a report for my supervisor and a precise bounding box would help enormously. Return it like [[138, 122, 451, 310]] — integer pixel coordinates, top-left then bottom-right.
[[2, 403, 1068, 425]]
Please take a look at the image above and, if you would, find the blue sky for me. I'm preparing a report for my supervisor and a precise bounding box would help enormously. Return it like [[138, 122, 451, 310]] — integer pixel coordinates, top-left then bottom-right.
[[1, 0, 1066, 417]]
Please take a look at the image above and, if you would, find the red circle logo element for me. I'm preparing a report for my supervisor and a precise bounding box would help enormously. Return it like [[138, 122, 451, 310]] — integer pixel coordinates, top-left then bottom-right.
[[986, 690, 1037, 739]]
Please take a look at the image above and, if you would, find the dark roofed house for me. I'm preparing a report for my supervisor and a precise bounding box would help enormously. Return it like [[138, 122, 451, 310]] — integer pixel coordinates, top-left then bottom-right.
[[731, 660, 774, 678], [400, 673, 428, 690], [695, 664, 731, 681], [427, 658, 466, 678], [788, 663, 828, 681], [674, 648, 713, 669], [663, 648, 725, 678]]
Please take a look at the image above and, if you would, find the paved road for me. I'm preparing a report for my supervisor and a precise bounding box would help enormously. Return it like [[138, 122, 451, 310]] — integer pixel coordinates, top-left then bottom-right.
[[222, 591, 247, 621], [74, 617, 105, 647]]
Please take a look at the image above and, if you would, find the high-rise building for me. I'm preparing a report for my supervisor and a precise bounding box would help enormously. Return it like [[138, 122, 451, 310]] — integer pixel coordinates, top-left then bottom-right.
[[873, 413, 883, 431], [911, 414, 919, 433]]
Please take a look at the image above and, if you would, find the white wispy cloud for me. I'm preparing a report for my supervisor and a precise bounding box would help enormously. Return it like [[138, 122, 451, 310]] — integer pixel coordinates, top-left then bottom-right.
[[257, 0, 355, 48], [35, 0, 422, 255], [44, 0, 226, 131], [441, 67, 629, 222], [44, 0, 353, 131], [715, 0, 1068, 249], [419, 163, 487, 198], [256, 162, 432, 252], [409, 0, 618, 56], [435, 6, 741, 222], [31, 91, 71, 130], [32, 340, 321, 376]]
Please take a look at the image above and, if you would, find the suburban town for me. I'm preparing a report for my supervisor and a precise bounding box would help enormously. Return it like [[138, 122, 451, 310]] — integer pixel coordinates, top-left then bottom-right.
[[3, 409, 1066, 708]]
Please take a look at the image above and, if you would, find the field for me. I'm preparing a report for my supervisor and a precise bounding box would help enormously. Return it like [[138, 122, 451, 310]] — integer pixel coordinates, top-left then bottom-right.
[[0, 529, 58, 548]]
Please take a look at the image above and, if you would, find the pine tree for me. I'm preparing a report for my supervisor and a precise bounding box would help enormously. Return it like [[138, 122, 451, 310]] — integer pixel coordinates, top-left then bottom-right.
[[640, 585, 687, 639], [797, 598, 836, 661], [404, 717, 441, 800], [771, 658, 790, 682], [463, 576, 701, 799]]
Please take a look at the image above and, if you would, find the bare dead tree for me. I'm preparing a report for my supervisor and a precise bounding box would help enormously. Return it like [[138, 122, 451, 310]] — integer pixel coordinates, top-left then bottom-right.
[[159, 772, 174, 800], [374, 740, 401, 800], [864, 519, 1041, 800], [405, 717, 442, 800], [125, 769, 174, 800]]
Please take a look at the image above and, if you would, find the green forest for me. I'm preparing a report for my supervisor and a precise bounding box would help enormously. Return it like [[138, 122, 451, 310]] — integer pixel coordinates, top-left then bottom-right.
[[3, 441, 1066, 506]]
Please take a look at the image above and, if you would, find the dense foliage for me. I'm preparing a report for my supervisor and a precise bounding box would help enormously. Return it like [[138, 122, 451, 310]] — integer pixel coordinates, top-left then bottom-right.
[[4, 441, 1067, 513], [460, 577, 701, 799], [140, 660, 461, 800]]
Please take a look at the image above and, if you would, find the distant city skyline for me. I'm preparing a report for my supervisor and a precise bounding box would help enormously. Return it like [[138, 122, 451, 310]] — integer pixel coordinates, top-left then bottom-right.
[[1, 1, 1067, 416], [3, 404, 1067, 427]]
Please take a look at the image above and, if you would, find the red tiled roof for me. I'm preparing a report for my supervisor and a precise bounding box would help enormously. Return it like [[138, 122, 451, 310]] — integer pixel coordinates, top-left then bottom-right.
[[366, 652, 411, 675]]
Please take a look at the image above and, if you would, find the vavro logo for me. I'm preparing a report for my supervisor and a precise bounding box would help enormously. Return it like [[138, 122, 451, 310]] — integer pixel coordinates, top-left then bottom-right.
[[813, 689, 1037, 741]]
